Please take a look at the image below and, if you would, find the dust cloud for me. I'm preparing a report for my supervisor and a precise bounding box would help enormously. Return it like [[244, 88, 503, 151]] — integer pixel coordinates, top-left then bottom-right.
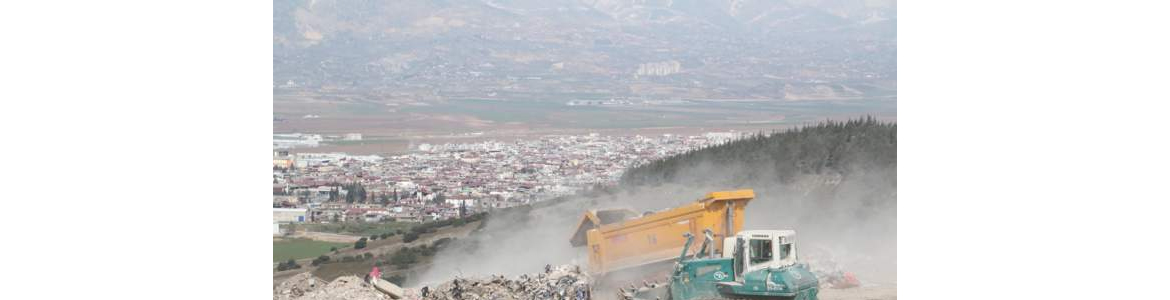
[[413, 154, 896, 286]]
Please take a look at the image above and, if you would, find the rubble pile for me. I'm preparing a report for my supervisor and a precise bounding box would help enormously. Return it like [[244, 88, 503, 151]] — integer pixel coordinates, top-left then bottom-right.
[[274, 265, 590, 300], [420, 264, 591, 300], [275, 274, 390, 300], [275, 273, 322, 299], [804, 253, 861, 289]]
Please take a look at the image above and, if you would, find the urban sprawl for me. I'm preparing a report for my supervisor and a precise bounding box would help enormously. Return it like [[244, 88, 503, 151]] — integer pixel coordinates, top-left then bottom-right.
[[273, 132, 744, 234]]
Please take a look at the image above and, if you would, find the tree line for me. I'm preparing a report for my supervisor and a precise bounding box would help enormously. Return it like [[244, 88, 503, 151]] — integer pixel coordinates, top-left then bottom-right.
[[620, 116, 896, 187]]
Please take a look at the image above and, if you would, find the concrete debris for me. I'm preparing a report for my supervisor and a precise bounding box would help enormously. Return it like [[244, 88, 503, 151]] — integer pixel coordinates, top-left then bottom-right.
[[274, 272, 323, 299], [805, 253, 861, 289], [419, 264, 591, 300], [275, 274, 390, 300], [373, 278, 406, 299], [304, 276, 391, 300], [275, 264, 590, 300], [819, 271, 860, 289]]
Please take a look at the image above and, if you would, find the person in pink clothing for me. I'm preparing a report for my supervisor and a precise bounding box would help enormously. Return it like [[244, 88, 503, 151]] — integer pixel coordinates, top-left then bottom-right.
[[368, 266, 381, 284]]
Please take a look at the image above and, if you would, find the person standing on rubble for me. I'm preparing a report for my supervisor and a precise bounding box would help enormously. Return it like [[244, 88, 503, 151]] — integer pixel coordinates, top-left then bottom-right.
[[368, 266, 381, 284]]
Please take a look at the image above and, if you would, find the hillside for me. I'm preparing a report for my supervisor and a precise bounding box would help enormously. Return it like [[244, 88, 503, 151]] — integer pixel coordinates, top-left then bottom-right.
[[620, 116, 896, 186]]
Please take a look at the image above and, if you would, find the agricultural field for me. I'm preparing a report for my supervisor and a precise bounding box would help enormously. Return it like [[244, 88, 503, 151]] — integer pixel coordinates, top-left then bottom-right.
[[275, 97, 898, 139], [273, 238, 350, 262], [298, 221, 415, 237]]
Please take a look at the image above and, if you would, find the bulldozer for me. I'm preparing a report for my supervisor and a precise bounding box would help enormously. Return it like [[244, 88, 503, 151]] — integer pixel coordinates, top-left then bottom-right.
[[619, 229, 819, 300], [570, 189, 818, 300]]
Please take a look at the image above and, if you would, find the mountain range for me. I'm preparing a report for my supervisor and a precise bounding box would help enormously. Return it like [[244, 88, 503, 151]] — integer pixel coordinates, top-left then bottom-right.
[[274, 0, 896, 102]]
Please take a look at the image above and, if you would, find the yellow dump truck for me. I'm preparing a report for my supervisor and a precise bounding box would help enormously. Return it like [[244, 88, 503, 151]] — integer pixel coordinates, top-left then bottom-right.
[[569, 189, 754, 275]]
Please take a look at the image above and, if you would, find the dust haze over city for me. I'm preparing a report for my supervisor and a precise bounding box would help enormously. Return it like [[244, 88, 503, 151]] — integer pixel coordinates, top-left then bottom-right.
[[273, 1, 896, 300]]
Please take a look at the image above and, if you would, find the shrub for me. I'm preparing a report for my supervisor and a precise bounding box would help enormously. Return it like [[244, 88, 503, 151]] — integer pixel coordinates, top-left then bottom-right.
[[277, 259, 301, 271], [355, 237, 368, 249], [311, 255, 331, 266], [370, 234, 378, 240], [402, 232, 420, 243], [363, 252, 374, 260], [380, 232, 391, 239]]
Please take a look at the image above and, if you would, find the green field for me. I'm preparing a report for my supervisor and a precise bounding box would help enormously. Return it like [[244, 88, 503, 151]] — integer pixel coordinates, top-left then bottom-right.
[[274, 238, 351, 262], [299, 221, 415, 237]]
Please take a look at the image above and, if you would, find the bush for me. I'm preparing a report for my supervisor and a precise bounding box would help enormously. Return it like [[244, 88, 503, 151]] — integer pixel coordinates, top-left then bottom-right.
[[402, 232, 420, 243], [277, 259, 301, 271], [363, 252, 374, 260], [355, 237, 368, 249], [329, 246, 338, 252], [379, 232, 391, 239], [311, 255, 331, 266], [370, 234, 378, 240]]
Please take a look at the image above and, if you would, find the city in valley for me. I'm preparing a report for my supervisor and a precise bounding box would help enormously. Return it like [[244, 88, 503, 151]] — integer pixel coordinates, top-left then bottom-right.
[[273, 132, 744, 225]]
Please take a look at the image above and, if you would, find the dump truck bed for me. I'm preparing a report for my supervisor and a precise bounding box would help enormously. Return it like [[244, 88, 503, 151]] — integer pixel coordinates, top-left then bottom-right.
[[570, 189, 754, 275]]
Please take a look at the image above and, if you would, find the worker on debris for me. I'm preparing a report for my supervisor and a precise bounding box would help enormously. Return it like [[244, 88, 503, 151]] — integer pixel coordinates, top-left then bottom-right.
[[368, 266, 381, 284]]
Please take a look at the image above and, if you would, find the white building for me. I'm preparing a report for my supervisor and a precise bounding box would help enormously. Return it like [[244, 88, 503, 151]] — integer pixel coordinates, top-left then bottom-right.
[[273, 133, 323, 149], [636, 60, 681, 76], [273, 208, 309, 223], [704, 131, 743, 143], [445, 199, 477, 207]]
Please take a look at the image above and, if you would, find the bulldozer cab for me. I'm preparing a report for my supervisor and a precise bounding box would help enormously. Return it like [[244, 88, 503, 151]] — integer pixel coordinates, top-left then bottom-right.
[[724, 230, 798, 279], [648, 229, 816, 300]]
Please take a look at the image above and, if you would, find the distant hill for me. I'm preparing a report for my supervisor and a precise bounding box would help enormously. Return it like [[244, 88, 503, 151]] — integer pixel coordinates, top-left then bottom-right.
[[621, 116, 895, 187], [274, 0, 896, 102]]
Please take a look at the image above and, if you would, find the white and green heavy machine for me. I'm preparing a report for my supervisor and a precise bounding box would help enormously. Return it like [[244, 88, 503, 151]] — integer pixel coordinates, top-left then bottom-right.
[[619, 229, 819, 300]]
